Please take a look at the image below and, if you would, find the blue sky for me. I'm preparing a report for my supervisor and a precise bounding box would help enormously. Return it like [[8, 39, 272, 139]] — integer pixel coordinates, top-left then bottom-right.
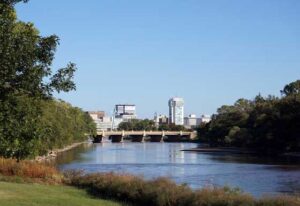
[[16, 0, 300, 118]]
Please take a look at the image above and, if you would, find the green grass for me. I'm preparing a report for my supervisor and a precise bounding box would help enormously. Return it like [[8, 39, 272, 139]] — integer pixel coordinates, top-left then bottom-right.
[[0, 181, 123, 206]]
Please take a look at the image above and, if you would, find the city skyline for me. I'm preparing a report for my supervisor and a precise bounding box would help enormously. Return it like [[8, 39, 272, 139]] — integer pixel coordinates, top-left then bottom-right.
[[16, 1, 300, 118], [89, 97, 209, 121]]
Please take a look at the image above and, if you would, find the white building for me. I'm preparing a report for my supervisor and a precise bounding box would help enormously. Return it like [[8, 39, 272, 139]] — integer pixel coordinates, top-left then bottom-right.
[[115, 104, 137, 120], [168, 97, 184, 125], [154, 113, 169, 127], [88, 111, 105, 121], [88, 111, 111, 131], [184, 114, 212, 129], [95, 116, 112, 131], [200, 115, 211, 124], [88, 105, 139, 131], [184, 114, 201, 129], [111, 104, 137, 130]]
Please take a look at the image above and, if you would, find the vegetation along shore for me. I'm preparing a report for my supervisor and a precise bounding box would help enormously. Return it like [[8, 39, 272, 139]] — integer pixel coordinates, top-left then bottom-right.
[[1, 158, 300, 206], [1, 1, 299, 205], [196, 80, 300, 156]]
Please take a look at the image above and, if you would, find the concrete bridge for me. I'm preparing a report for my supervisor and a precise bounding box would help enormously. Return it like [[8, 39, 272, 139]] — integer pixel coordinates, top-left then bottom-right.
[[93, 130, 197, 143]]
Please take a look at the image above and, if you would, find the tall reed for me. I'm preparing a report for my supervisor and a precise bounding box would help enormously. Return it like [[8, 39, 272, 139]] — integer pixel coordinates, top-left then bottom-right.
[[0, 157, 61, 183], [65, 171, 300, 206]]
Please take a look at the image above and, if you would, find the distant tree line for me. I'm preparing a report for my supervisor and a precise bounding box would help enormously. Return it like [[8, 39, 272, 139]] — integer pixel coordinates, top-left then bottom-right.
[[158, 123, 187, 131], [197, 80, 300, 155], [118, 119, 188, 131], [0, 0, 96, 160], [38, 100, 96, 155], [118, 119, 156, 131]]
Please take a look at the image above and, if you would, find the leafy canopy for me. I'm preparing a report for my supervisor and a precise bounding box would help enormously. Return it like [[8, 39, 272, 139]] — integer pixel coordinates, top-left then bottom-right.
[[0, 0, 90, 160], [0, 0, 76, 99]]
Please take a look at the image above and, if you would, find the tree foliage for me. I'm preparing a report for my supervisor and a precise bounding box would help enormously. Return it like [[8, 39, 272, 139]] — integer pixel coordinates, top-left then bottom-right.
[[281, 80, 300, 96], [197, 80, 300, 154], [158, 123, 187, 131], [118, 119, 188, 131], [0, 1, 96, 160], [118, 119, 156, 131], [0, 1, 76, 98], [38, 100, 96, 155]]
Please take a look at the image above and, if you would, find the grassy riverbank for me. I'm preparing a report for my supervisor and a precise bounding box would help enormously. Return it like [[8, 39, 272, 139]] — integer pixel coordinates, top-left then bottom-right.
[[67, 172, 300, 206], [0, 181, 122, 206], [1, 158, 299, 206]]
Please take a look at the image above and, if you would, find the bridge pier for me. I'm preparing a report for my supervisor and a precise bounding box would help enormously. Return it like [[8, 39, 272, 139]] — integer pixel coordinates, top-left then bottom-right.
[[110, 135, 124, 143], [93, 135, 103, 143]]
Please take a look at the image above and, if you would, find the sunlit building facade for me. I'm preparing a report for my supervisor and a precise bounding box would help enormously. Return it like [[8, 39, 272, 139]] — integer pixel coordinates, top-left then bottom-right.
[[115, 104, 137, 120], [168, 97, 184, 125]]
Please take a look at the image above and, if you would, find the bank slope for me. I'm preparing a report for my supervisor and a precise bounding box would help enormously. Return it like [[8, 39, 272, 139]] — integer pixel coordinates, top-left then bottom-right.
[[0, 181, 122, 206]]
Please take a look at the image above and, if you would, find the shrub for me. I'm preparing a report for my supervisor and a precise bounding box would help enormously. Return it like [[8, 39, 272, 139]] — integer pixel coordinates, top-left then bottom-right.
[[65, 171, 300, 206], [257, 195, 300, 206], [0, 157, 61, 184]]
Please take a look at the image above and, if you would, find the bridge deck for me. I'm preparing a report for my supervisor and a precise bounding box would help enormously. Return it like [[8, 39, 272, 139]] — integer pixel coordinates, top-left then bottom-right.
[[96, 131, 196, 139]]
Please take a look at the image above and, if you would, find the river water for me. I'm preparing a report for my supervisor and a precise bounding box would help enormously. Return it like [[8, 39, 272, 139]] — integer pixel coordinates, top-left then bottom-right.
[[57, 142, 300, 197]]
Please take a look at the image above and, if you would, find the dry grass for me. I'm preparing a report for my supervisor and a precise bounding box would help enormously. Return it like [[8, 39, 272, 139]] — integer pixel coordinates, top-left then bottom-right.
[[65, 171, 300, 206], [0, 159, 299, 206], [0, 157, 62, 184]]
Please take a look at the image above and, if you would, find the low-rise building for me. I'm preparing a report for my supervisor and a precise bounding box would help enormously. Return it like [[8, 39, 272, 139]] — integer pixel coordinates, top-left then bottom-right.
[[115, 104, 137, 120], [88, 104, 138, 131], [200, 115, 211, 124], [184, 114, 201, 129], [184, 114, 212, 129], [88, 111, 115, 131], [88, 111, 105, 121], [154, 114, 169, 127]]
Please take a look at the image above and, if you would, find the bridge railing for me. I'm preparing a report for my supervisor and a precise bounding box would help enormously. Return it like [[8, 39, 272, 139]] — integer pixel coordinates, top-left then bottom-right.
[[97, 130, 197, 139]]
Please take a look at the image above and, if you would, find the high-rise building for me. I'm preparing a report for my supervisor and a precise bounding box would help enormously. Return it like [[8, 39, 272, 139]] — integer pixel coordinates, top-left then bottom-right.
[[168, 97, 184, 125]]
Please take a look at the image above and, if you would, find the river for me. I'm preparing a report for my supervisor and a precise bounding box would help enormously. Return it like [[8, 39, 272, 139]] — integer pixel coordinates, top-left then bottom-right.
[[56, 142, 300, 197]]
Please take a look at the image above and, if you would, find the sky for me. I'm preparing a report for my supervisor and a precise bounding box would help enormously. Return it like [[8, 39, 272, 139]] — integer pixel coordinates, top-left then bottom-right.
[[16, 0, 300, 118]]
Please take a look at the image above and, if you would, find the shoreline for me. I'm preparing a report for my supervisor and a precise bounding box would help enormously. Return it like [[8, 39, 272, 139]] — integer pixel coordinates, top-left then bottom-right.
[[182, 147, 300, 158], [35, 142, 87, 162], [181, 147, 258, 155]]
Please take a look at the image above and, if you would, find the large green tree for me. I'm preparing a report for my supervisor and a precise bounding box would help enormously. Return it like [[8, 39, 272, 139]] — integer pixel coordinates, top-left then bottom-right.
[[0, 0, 78, 159], [198, 80, 300, 154], [281, 80, 300, 96]]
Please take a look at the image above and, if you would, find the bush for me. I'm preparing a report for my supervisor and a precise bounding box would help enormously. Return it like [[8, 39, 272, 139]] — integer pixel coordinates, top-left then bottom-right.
[[0, 157, 61, 184], [65, 171, 300, 206]]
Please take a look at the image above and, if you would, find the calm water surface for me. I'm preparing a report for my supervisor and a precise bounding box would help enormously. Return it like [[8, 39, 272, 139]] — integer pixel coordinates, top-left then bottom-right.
[[57, 142, 300, 197]]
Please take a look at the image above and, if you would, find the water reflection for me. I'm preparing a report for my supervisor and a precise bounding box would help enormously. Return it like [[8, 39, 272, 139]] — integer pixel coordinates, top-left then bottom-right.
[[56, 143, 94, 164], [57, 142, 300, 197]]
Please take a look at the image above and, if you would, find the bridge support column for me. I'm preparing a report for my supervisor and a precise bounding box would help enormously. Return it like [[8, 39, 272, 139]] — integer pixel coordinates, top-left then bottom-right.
[[190, 131, 197, 140], [131, 135, 144, 142]]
